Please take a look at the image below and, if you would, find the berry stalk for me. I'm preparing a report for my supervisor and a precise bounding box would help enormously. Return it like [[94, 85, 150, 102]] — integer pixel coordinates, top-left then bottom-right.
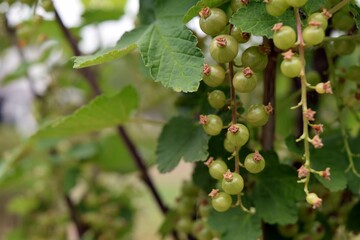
[[294, 7, 311, 195], [328, 0, 351, 15]]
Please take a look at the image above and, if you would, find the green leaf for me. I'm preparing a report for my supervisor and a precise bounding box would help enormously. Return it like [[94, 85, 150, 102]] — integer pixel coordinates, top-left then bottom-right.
[[139, 0, 156, 25], [253, 152, 304, 225], [207, 208, 262, 240], [310, 133, 349, 192], [138, 20, 203, 92], [156, 116, 209, 173], [73, 26, 148, 68], [303, 0, 326, 14], [183, 0, 231, 23], [32, 86, 138, 139], [81, 8, 125, 25], [62, 168, 80, 193], [155, 0, 198, 20], [73, 0, 203, 92], [350, 3, 360, 29], [230, 1, 296, 38], [96, 134, 134, 173]]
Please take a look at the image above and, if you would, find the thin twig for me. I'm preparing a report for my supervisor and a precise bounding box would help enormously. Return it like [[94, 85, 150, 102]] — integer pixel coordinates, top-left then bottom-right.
[[52, 2, 177, 239]]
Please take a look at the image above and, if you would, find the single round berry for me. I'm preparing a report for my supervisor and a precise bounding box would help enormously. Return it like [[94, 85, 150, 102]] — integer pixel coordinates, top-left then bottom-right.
[[306, 70, 321, 85], [176, 217, 193, 233], [210, 191, 232, 212], [202, 64, 226, 87], [244, 152, 265, 173], [199, 202, 212, 218], [308, 12, 328, 30], [286, 0, 307, 7], [272, 24, 296, 50], [306, 192, 322, 208], [245, 104, 269, 127], [241, 46, 268, 72], [231, 26, 251, 43], [224, 137, 236, 153], [233, 67, 257, 93], [265, 0, 289, 17], [199, 114, 223, 136], [346, 66, 360, 82], [305, 221, 325, 240], [199, 7, 228, 36], [332, 11, 354, 31], [315, 83, 326, 94], [210, 35, 239, 63], [207, 159, 228, 180], [181, 181, 199, 197], [333, 39, 356, 56], [208, 90, 226, 109], [231, 0, 247, 12], [303, 25, 325, 46], [221, 170, 244, 195], [280, 55, 302, 78], [226, 124, 249, 147]]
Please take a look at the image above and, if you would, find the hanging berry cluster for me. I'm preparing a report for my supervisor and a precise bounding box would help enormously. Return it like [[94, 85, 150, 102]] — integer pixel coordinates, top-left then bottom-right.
[[198, 3, 271, 213]]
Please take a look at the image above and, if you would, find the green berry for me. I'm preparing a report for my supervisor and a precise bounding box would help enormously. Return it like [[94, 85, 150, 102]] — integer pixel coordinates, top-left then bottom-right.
[[210, 35, 239, 63], [226, 124, 249, 147], [199, 7, 228, 36], [244, 152, 265, 173], [208, 90, 226, 109], [203, 64, 226, 87]]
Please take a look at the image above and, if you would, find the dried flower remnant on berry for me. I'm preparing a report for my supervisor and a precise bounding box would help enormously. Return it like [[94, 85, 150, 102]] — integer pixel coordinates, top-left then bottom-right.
[[311, 135, 324, 149], [304, 108, 316, 121], [312, 124, 324, 134], [199, 7, 210, 18], [204, 157, 214, 166], [228, 124, 239, 133], [216, 37, 227, 47], [265, 102, 273, 114], [223, 170, 233, 181], [208, 189, 219, 198], [297, 165, 309, 178], [322, 9, 332, 18], [272, 22, 283, 31], [306, 193, 323, 209], [243, 67, 254, 77], [323, 81, 333, 94], [203, 64, 211, 75], [320, 167, 331, 180], [282, 49, 295, 60], [253, 151, 263, 162], [309, 20, 322, 27], [199, 115, 208, 125]]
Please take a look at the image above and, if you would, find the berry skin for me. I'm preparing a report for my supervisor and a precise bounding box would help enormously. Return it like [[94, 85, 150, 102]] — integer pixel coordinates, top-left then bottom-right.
[[233, 67, 257, 93], [241, 46, 268, 72], [334, 39, 356, 56], [224, 137, 236, 153], [306, 70, 321, 85], [303, 25, 325, 46], [210, 35, 239, 63], [221, 170, 244, 195], [208, 90, 226, 109], [265, 0, 289, 17], [231, 26, 251, 43], [286, 0, 307, 7], [226, 124, 249, 147], [308, 12, 328, 30], [209, 190, 232, 212], [199, 7, 228, 36], [202, 64, 226, 87], [199, 114, 223, 136], [280, 54, 302, 78], [272, 24, 296, 50], [207, 159, 228, 180], [176, 217, 193, 233], [244, 152, 265, 173], [332, 11, 355, 31], [245, 104, 269, 127], [231, 0, 248, 12]]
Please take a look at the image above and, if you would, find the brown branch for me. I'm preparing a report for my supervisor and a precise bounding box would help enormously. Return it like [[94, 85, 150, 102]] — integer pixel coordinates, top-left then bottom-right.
[[52, 2, 177, 239], [64, 194, 89, 237], [261, 39, 277, 151]]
